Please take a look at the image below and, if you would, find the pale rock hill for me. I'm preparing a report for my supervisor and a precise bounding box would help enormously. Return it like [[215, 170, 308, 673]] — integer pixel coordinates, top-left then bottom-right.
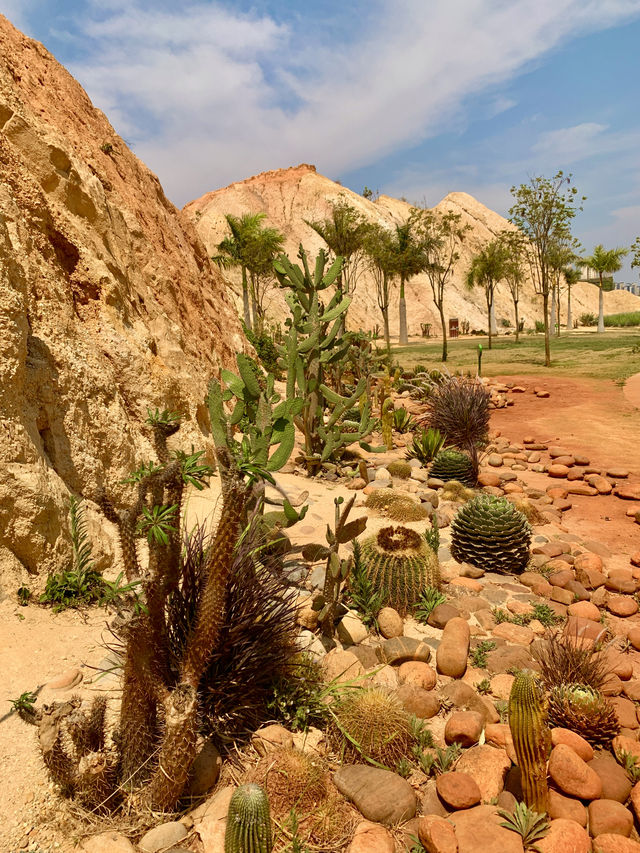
[[0, 16, 243, 587], [186, 164, 639, 334]]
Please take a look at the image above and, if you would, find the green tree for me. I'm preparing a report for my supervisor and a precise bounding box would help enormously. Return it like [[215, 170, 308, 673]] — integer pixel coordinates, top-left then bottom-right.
[[547, 238, 581, 336], [563, 265, 581, 331], [496, 230, 527, 343], [631, 237, 640, 269], [509, 172, 584, 366], [212, 212, 284, 332], [584, 244, 628, 333], [394, 211, 427, 346], [243, 222, 285, 330], [305, 197, 369, 329], [466, 238, 508, 350], [416, 209, 469, 361], [364, 223, 398, 357]]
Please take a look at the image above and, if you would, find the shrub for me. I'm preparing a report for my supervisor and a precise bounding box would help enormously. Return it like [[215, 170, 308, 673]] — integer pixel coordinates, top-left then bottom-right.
[[425, 376, 490, 454], [604, 311, 640, 327], [579, 312, 597, 327]]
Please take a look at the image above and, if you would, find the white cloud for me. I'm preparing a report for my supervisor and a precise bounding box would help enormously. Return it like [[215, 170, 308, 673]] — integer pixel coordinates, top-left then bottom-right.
[[64, 0, 640, 204]]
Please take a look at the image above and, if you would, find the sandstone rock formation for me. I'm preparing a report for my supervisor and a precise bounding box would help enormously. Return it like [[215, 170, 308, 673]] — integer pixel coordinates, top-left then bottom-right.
[[0, 16, 243, 590], [186, 164, 640, 335]]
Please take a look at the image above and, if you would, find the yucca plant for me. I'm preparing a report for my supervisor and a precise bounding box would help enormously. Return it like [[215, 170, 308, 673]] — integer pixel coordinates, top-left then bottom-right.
[[405, 427, 446, 464], [425, 375, 490, 455], [498, 802, 549, 852]]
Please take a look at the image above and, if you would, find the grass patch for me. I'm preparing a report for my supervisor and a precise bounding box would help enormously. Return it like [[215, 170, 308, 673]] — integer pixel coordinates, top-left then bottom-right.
[[392, 330, 640, 384], [604, 311, 640, 327]]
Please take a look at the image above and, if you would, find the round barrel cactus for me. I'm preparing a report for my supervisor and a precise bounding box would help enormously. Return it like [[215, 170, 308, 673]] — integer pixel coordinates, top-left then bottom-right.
[[359, 525, 440, 615], [450, 494, 531, 574], [430, 449, 476, 487]]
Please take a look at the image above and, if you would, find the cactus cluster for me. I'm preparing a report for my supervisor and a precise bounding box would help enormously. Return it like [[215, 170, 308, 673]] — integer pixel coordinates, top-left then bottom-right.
[[508, 671, 550, 813], [430, 449, 476, 486], [359, 525, 440, 615], [225, 784, 273, 853], [547, 684, 619, 748], [450, 494, 531, 574]]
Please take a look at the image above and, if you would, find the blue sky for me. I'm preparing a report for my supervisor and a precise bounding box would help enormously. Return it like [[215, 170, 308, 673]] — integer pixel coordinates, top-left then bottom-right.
[[5, 0, 640, 278]]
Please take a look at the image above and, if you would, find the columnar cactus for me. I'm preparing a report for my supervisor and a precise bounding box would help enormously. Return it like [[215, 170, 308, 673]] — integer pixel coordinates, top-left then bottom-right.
[[508, 671, 550, 813], [225, 784, 273, 853], [359, 526, 440, 615], [381, 397, 394, 450], [450, 494, 531, 574]]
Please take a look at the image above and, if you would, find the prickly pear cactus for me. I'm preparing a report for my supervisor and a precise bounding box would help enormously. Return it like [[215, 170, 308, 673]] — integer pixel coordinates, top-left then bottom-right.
[[225, 783, 273, 853], [508, 671, 550, 813]]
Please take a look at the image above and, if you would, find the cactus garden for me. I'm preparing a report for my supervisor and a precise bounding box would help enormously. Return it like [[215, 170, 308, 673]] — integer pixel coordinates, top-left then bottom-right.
[[4, 247, 640, 853]]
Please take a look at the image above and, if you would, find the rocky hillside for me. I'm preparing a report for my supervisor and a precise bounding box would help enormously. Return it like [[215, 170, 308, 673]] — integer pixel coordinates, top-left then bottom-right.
[[185, 164, 640, 334], [0, 16, 243, 588]]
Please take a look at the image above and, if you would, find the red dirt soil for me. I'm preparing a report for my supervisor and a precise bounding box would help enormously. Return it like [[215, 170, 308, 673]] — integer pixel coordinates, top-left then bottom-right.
[[491, 374, 640, 554]]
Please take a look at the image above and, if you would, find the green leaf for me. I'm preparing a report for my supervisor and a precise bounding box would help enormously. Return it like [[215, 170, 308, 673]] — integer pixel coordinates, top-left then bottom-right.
[[237, 353, 261, 398], [266, 422, 295, 471], [221, 369, 244, 398], [207, 380, 228, 449], [320, 296, 351, 324]]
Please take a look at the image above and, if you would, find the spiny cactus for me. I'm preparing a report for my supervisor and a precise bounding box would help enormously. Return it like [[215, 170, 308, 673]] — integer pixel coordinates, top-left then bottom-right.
[[508, 671, 550, 813], [450, 494, 531, 574], [331, 688, 412, 767], [430, 449, 476, 486], [225, 784, 273, 853], [381, 397, 394, 450], [547, 684, 619, 748], [387, 460, 412, 479], [364, 490, 429, 521], [359, 525, 440, 615]]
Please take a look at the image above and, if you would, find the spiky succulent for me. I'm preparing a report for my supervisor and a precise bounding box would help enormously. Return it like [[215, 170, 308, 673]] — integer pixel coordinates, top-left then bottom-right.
[[387, 460, 412, 479], [359, 525, 440, 615], [225, 784, 273, 853], [508, 671, 550, 813], [547, 684, 620, 748], [450, 494, 531, 574], [405, 427, 446, 464], [430, 449, 476, 487], [330, 688, 413, 767]]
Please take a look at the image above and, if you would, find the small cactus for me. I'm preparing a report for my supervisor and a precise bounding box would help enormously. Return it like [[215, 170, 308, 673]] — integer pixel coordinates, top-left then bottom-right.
[[451, 494, 531, 574], [430, 449, 476, 486], [225, 783, 273, 853], [508, 671, 550, 813]]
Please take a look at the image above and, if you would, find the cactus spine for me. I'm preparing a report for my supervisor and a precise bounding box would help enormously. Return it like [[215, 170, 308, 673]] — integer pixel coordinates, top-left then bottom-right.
[[225, 784, 273, 853], [508, 671, 550, 813]]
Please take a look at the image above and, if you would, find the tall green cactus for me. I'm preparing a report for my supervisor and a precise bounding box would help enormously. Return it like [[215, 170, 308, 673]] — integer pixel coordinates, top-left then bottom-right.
[[381, 397, 394, 450], [508, 671, 550, 813], [274, 246, 381, 473], [225, 784, 273, 853]]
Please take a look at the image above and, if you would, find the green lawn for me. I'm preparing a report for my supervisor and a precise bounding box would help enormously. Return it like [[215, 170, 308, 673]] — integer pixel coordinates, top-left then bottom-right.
[[392, 330, 640, 384]]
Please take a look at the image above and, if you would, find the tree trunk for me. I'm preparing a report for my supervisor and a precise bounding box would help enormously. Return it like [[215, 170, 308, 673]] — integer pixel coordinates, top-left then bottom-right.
[[598, 277, 605, 333], [514, 300, 520, 343], [567, 286, 572, 331], [556, 284, 561, 336], [438, 303, 448, 362], [398, 275, 408, 345], [487, 293, 493, 350], [382, 307, 391, 360], [543, 290, 551, 366], [550, 286, 556, 337], [241, 268, 251, 331]]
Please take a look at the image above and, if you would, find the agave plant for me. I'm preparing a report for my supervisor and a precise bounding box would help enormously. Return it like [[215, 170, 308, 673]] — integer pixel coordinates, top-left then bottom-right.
[[450, 494, 531, 573], [393, 406, 417, 433], [405, 427, 446, 464]]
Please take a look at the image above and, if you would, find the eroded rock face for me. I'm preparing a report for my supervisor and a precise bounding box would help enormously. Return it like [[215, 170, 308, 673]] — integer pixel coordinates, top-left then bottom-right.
[[0, 15, 243, 589]]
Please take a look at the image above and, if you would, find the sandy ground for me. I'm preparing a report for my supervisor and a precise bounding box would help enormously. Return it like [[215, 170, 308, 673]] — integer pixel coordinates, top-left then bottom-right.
[[1, 374, 639, 850]]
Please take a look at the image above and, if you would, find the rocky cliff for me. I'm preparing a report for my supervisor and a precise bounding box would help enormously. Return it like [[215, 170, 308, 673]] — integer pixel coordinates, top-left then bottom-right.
[[185, 164, 640, 334], [0, 16, 243, 590]]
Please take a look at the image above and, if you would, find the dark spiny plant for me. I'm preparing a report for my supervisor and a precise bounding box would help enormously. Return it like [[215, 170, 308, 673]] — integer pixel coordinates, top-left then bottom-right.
[[425, 375, 490, 467], [22, 356, 299, 814], [534, 628, 608, 691]]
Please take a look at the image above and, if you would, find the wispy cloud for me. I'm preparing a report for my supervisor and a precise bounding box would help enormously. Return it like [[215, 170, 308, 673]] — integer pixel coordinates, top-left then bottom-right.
[[46, 0, 640, 203]]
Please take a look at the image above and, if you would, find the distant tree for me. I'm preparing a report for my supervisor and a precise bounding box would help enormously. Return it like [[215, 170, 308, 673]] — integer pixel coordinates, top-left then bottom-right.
[[362, 186, 378, 201], [547, 238, 581, 336], [496, 230, 527, 343], [631, 237, 640, 269], [466, 238, 508, 350], [563, 265, 581, 331], [305, 197, 369, 331], [584, 244, 628, 333], [416, 209, 469, 361], [364, 223, 397, 357], [212, 212, 284, 332], [393, 212, 427, 346], [509, 171, 584, 366]]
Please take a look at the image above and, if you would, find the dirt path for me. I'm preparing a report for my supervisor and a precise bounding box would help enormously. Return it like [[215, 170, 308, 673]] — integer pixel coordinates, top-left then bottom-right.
[[491, 374, 640, 554]]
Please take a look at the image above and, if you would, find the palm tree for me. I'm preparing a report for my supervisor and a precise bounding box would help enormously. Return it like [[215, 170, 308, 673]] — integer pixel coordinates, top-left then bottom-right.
[[563, 265, 580, 331], [244, 224, 285, 330], [212, 212, 266, 329], [584, 244, 628, 333], [466, 239, 508, 349]]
